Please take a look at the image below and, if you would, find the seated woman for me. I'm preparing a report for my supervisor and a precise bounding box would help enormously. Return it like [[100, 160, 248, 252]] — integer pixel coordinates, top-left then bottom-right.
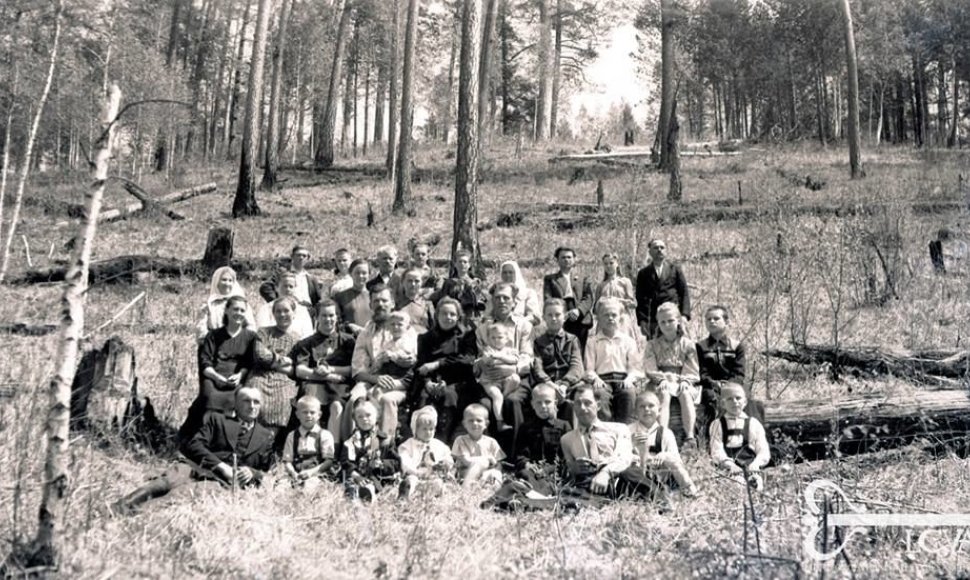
[[256, 272, 314, 339], [405, 297, 476, 442], [196, 266, 254, 342], [249, 296, 302, 450], [643, 302, 700, 451], [488, 260, 541, 327], [179, 295, 259, 442]]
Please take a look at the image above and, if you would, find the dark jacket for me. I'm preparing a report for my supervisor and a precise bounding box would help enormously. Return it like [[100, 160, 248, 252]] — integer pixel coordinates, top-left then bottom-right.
[[180, 412, 275, 486], [542, 272, 594, 327], [634, 261, 691, 327]]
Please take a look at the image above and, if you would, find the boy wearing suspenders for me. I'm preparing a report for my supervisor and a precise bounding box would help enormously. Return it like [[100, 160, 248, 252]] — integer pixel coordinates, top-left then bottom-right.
[[627, 391, 698, 498], [708, 382, 770, 490]]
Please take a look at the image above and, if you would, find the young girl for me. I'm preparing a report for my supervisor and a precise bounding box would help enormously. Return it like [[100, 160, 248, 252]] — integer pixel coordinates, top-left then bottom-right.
[[340, 400, 401, 501], [256, 273, 314, 339], [593, 253, 641, 345], [329, 248, 354, 297], [643, 302, 700, 450], [397, 406, 454, 499], [196, 267, 254, 342], [628, 390, 698, 497]]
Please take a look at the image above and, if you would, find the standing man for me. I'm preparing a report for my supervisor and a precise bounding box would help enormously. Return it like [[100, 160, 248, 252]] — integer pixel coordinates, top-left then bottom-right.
[[543, 247, 595, 349], [635, 239, 691, 338], [260, 245, 325, 316]]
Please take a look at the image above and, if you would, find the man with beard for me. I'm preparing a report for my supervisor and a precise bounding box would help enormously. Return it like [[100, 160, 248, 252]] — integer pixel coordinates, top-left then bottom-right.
[[345, 285, 417, 440]]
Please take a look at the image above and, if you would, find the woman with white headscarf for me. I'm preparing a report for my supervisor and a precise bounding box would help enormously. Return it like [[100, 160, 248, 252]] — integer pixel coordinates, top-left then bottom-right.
[[196, 266, 255, 342]]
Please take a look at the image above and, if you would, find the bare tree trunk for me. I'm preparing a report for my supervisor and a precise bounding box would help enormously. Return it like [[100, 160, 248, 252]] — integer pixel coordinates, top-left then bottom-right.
[[363, 57, 370, 156], [27, 80, 118, 569], [657, 0, 675, 170], [534, 0, 552, 142], [0, 6, 61, 284], [386, 0, 400, 177], [261, 0, 292, 191], [841, 0, 864, 178], [226, 0, 253, 160], [232, 0, 271, 217], [477, 0, 498, 139], [875, 81, 885, 146], [155, 0, 184, 171], [549, 0, 562, 138], [443, 3, 460, 145], [0, 68, 17, 253], [393, 0, 419, 215], [667, 99, 681, 202], [208, 0, 236, 159], [453, 0, 484, 274], [949, 57, 959, 148], [374, 61, 385, 145], [315, 0, 351, 169]]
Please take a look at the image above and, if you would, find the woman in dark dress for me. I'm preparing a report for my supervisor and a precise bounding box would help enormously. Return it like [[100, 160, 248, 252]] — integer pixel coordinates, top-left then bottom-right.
[[406, 297, 477, 442], [178, 295, 259, 442]]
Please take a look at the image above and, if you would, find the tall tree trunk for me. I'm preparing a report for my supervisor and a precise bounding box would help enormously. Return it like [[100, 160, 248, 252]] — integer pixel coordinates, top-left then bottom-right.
[[208, 0, 237, 159], [363, 57, 370, 156], [949, 59, 959, 148], [232, 0, 271, 217], [549, 0, 562, 138], [875, 81, 885, 146], [0, 68, 17, 254], [0, 6, 61, 285], [393, 0, 419, 215], [226, 0, 253, 160], [478, 0, 498, 139], [534, 0, 553, 141], [841, 0, 864, 178], [352, 24, 359, 157], [261, 0, 293, 191], [386, 0, 401, 177], [657, 0, 675, 170], [499, 0, 512, 135], [453, 0, 483, 274], [443, 3, 460, 145], [29, 78, 115, 579], [155, 0, 184, 171], [374, 61, 385, 145], [667, 99, 681, 202], [314, 0, 351, 168]]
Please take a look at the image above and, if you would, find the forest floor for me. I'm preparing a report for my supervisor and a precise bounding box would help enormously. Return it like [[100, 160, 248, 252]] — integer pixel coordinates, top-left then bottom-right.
[[2, 141, 970, 577]]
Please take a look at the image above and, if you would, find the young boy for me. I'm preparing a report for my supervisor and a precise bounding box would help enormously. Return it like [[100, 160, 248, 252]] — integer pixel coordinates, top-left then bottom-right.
[[584, 298, 644, 423], [515, 383, 571, 490], [531, 299, 585, 402], [398, 406, 454, 499], [627, 391, 698, 497], [708, 382, 770, 491], [340, 400, 401, 501], [452, 404, 506, 487], [408, 242, 442, 296], [397, 268, 435, 334], [695, 304, 749, 425], [474, 323, 521, 432], [282, 396, 337, 485]]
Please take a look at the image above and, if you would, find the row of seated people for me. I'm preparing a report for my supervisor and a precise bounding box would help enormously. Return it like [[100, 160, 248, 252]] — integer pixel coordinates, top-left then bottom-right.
[[115, 379, 767, 512]]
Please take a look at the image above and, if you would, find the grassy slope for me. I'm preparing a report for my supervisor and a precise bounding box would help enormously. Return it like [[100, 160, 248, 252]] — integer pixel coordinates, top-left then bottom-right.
[[2, 142, 970, 577]]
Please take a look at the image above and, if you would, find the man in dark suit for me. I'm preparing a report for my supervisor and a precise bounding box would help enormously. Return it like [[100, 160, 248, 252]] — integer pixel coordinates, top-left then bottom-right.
[[542, 247, 595, 349], [259, 245, 325, 314], [635, 239, 691, 338], [113, 387, 275, 514]]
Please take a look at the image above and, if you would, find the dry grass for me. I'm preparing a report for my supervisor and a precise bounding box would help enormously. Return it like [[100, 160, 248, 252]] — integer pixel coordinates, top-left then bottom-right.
[[2, 142, 970, 576]]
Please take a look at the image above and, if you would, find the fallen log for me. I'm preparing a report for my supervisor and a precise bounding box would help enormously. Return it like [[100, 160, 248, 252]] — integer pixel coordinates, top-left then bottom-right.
[[116, 178, 187, 221], [0, 323, 58, 336], [98, 182, 217, 222], [549, 149, 740, 163], [766, 390, 970, 462], [765, 343, 970, 385], [70, 336, 174, 450]]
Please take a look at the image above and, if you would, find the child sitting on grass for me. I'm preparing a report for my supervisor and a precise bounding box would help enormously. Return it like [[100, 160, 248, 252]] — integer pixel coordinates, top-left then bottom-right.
[[398, 406, 454, 499], [452, 404, 506, 487], [584, 298, 644, 423], [282, 396, 337, 486], [708, 382, 770, 491], [340, 400, 401, 501], [643, 302, 700, 450], [515, 383, 571, 490], [474, 323, 521, 432], [627, 390, 698, 498]]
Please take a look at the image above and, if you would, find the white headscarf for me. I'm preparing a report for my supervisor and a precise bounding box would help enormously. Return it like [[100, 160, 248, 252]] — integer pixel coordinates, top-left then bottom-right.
[[410, 405, 438, 435]]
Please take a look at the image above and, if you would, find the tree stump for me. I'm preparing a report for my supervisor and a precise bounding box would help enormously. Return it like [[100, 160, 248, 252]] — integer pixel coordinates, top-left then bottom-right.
[[596, 180, 604, 208], [70, 336, 136, 435], [202, 227, 234, 271], [929, 240, 946, 274]]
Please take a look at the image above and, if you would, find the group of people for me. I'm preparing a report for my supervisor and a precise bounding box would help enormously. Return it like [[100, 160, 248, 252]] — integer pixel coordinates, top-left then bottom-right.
[[115, 240, 770, 513]]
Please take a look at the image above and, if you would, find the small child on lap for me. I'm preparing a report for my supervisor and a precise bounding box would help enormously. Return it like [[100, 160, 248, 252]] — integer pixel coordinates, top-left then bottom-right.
[[398, 406, 454, 499], [627, 390, 697, 497], [474, 323, 521, 432], [452, 404, 506, 487], [708, 382, 770, 491], [282, 396, 337, 486], [368, 311, 417, 437]]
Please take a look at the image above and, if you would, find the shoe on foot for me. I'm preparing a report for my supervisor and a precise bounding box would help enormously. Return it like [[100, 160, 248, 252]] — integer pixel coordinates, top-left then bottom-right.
[[359, 484, 376, 502]]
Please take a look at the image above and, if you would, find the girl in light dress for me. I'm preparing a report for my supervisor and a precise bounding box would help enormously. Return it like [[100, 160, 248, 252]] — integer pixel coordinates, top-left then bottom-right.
[[592, 253, 643, 347]]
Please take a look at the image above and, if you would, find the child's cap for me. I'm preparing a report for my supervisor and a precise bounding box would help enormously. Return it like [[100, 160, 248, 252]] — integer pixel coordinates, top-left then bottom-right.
[[410, 405, 438, 433]]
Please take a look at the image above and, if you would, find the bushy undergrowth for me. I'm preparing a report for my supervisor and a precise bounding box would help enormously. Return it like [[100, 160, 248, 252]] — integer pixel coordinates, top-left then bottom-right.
[[2, 143, 970, 577]]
